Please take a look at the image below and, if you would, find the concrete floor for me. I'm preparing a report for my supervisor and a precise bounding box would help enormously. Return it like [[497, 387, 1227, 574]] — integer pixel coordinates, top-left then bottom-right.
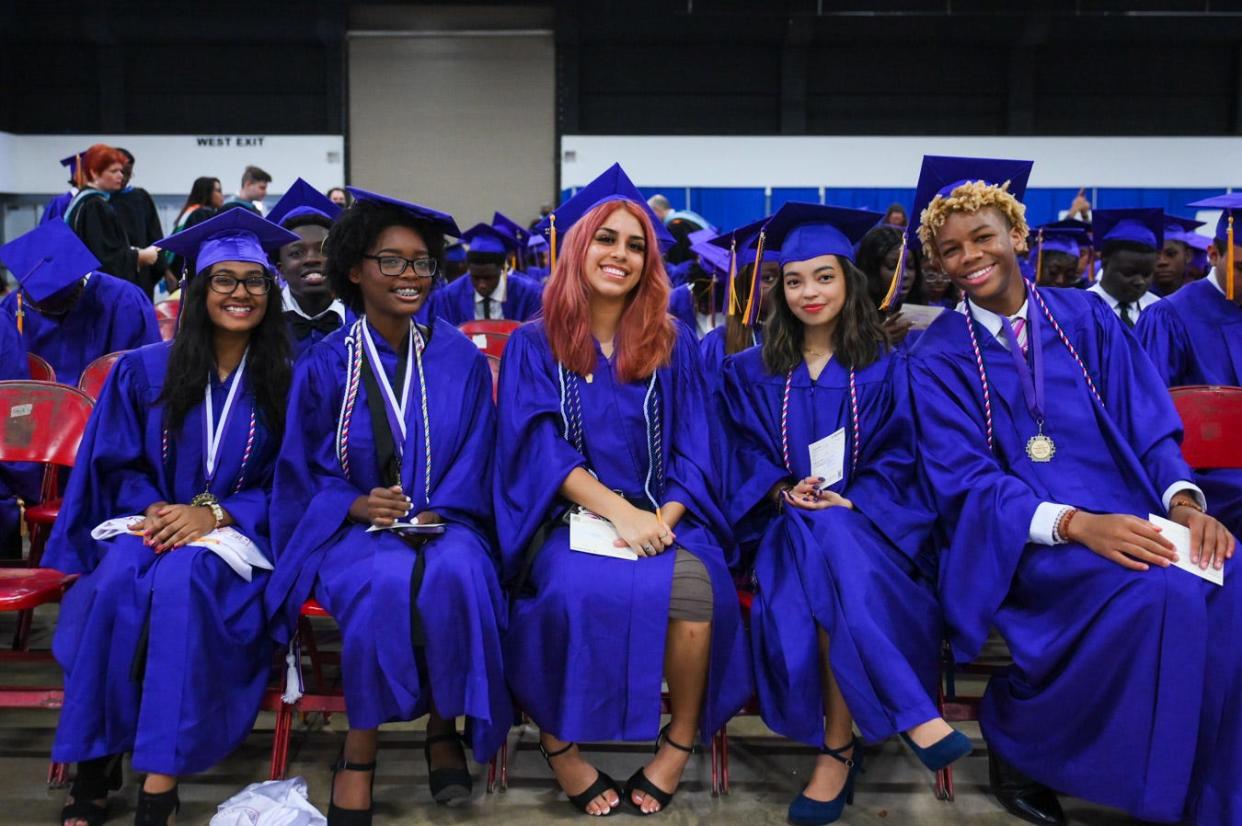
[[1, 608, 1148, 825]]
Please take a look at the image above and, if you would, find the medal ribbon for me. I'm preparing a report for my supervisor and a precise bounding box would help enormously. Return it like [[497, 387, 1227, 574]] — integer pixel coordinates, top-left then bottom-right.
[[360, 321, 414, 458], [203, 349, 249, 488], [998, 295, 1046, 431]]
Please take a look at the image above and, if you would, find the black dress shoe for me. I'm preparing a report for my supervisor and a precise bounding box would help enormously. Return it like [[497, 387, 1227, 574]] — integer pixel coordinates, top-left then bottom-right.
[[988, 750, 1067, 825]]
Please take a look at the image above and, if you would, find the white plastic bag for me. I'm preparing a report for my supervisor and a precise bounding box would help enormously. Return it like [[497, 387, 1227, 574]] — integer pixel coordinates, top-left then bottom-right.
[[209, 776, 326, 826]]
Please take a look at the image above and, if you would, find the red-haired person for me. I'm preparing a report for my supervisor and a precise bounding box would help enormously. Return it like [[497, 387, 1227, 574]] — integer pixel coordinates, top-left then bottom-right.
[[62, 143, 160, 288], [494, 165, 751, 817]]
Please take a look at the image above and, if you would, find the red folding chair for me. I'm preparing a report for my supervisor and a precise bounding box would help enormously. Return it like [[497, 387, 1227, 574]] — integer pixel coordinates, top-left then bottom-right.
[[0, 382, 93, 648], [459, 320, 520, 359], [486, 354, 501, 403], [1171, 385, 1242, 469], [0, 567, 77, 785], [77, 351, 126, 400], [155, 299, 180, 342], [26, 353, 55, 383]]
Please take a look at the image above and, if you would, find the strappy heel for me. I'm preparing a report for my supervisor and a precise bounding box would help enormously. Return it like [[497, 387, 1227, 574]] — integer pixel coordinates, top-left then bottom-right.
[[540, 739, 621, 816], [424, 731, 473, 804], [787, 737, 863, 826], [900, 728, 972, 772], [59, 755, 123, 826], [327, 749, 376, 826], [622, 724, 695, 816], [132, 785, 179, 826]]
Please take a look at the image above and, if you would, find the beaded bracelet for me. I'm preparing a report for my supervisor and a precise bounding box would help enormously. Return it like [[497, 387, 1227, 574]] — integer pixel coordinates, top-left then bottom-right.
[[1170, 498, 1205, 515], [1053, 507, 1078, 544]]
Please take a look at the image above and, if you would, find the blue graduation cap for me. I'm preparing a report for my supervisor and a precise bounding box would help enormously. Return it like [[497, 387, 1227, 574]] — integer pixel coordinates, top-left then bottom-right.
[[0, 220, 99, 303], [1093, 208, 1164, 252], [461, 223, 518, 256], [445, 242, 467, 263], [708, 218, 779, 268], [690, 237, 731, 277], [1163, 214, 1206, 247], [759, 202, 883, 267], [155, 207, 298, 276], [910, 155, 1034, 247], [1033, 219, 1091, 259], [345, 186, 461, 238], [532, 163, 676, 254], [527, 233, 549, 251], [1188, 192, 1242, 299], [59, 151, 87, 181], [266, 177, 343, 227], [492, 212, 530, 247]]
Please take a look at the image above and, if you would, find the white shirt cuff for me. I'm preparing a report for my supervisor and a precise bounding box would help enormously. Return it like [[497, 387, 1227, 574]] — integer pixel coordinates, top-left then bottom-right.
[[1029, 501, 1069, 545], [1162, 482, 1206, 513]]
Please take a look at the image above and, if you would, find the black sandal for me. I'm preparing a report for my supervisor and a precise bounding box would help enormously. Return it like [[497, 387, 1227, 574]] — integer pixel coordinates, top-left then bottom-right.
[[540, 739, 621, 816], [623, 724, 695, 816], [59, 755, 122, 826], [133, 785, 179, 826], [424, 731, 473, 804], [328, 750, 376, 826]]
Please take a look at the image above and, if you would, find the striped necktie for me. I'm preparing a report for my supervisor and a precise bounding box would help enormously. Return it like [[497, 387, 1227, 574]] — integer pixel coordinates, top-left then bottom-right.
[[1009, 316, 1028, 355]]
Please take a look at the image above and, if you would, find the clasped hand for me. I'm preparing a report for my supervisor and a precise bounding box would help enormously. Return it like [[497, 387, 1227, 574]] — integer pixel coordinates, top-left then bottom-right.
[[136, 500, 217, 553], [1066, 510, 1234, 572], [350, 485, 437, 528], [610, 504, 675, 558], [784, 477, 854, 512]]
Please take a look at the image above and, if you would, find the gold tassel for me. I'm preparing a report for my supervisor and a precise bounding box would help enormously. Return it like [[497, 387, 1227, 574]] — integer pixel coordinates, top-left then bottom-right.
[[549, 213, 557, 275], [1034, 228, 1044, 286], [726, 239, 739, 316], [742, 231, 766, 326], [15, 293, 22, 335], [1228, 213, 1235, 302], [879, 234, 908, 312]]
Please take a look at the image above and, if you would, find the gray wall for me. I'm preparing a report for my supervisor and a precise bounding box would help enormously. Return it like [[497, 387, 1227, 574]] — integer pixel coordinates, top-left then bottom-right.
[[347, 4, 556, 233]]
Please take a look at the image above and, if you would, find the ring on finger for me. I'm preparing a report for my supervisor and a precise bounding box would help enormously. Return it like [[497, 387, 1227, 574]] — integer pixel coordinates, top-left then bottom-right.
[[642, 544, 655, 554]]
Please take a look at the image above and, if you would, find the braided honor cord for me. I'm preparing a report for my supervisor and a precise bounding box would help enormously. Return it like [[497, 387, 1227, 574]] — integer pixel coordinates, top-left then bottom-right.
[[160, 402, 258, 494], [780, 367, 860, 477]]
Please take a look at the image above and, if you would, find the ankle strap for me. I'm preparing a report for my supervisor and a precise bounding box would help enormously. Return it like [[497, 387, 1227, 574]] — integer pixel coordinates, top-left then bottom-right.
[[539, 740, 576, 761], [819, 738, 858, 768], [658, 724, 696, 755], [333, 757, 377, 772]]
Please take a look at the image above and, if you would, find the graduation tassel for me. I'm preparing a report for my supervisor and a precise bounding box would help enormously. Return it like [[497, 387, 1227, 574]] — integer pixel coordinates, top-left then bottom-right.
[[14, 293, 22, 335], [742, 231, 766, 326], [726, 238, 740, 316], [549, 213, 558, 275], [709, 274, 718, 328], [878, 233, 908, 312], [1228, 213, 1235, 301], [1033, 228, 1045, 286]]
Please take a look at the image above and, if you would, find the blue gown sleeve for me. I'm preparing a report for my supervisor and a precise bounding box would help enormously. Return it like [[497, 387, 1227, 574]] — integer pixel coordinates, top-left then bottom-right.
[[716, 354, 788, 545], [492, 325, 588, 581], [1134, 299, 1193, 388]]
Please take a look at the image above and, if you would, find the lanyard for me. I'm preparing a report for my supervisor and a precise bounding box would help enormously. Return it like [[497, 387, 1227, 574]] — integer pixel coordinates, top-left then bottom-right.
[[203, 349, 249, 485], [998, 297, 1045, 429], [360, 321, 414, 455]]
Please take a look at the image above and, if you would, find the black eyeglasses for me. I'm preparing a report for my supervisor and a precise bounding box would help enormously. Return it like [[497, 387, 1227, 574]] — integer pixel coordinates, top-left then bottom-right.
[[362, 254, 438, 278], [209, 274, 272, 295]]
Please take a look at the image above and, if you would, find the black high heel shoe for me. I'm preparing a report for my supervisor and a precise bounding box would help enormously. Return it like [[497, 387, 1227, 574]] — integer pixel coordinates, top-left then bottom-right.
[[327, 749, 376, 826], [622, 724, 695, 816], [787, 737, 863, 826], [540, 740, 621, 816], [424, 731, 473, 804], [59, 755, 122, 826], [133, 785, 179, 826]]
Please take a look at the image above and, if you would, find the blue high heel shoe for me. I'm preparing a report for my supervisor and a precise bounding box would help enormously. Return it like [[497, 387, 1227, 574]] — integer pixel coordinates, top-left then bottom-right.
[[899, 728, 973, 772], [787, 737, 863, 826]]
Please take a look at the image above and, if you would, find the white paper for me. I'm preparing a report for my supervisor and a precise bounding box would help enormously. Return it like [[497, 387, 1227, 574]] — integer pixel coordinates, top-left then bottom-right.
[[809, 428, 846, 489], [1148, 513, 1224, 586], [569, 511, 638, 560], [91, 516, 272, 582], [210, 776, 326, 826], [896, 303, 946, 330], [365, 521, 447, 534], [472, 334, 489, 350]]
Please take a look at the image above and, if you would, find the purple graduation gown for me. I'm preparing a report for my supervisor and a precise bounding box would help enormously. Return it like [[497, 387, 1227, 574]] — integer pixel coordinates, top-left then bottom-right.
[[908, 287, 1242, 825], [494, 321, 751, 744], [1136, 276, 1242, 538], [266, 318, 510, 757], [1, 272, 159, 385], [717, 348, 940, 747], [43, 342, 279, 775], [426, 272, 542, 327], [41, 190, 75, 225]]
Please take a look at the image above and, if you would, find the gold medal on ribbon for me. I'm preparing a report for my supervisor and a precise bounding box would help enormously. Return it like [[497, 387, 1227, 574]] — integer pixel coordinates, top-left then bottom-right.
[[1026, 432, 1056, 462]]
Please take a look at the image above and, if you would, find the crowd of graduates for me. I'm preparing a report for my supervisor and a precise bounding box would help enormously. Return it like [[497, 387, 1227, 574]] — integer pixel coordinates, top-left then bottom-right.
[[0, 145, 1239, 826]]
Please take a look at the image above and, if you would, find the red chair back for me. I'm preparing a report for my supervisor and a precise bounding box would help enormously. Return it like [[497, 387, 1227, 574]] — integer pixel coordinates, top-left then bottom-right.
[[459, 320, 520, 359], [0, 382, 94, 467], [1171, 385, 1242, 470], [77, 351, 126, 400], [155, 300, 180, 342], [26, 354, 55, 383], [486, 354, 501, 402]]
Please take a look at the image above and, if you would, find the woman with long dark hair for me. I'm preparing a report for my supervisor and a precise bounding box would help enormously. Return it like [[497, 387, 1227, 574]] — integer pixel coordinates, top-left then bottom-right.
[[162, 177, 224, 285], [266, 188, 510, 825], [495, 165, 751, 817], [44, 208, 296, 826], [716, 204, 970, 826], [62, 143, 160, 288]]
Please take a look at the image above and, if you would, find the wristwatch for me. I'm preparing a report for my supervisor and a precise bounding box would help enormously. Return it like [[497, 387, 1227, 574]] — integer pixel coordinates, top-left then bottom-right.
[[190, 492, 225, 529]]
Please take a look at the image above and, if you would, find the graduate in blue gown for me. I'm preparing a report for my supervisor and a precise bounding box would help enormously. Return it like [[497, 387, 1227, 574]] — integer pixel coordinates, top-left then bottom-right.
[[717, 204, 970, 826], [855, 224, 923, 349], [43, 208, 298, 826], [42, 153, 84, 226], [1138, 194, 1242, 540], [265, 187, 509, 822], [907, 155, 1240, 826], [496, 165, 748, 818], [667, 263, 725, 340], [426, 223, 541, 326], [266, 178, 353, 359], [0, 221, 159, 386], [697, 220, 781, 383], [0, 306, 32, 559]]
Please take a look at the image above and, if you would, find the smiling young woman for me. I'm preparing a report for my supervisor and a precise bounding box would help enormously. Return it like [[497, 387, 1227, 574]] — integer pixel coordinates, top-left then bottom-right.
[[494, 166, 751, 818], [42, 208, 297, 826], [266, 188, 511, 825]]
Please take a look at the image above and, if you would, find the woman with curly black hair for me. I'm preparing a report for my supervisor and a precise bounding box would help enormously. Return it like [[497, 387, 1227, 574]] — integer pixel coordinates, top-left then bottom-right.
[[266, 188, 510, 825], [43, 208, 297, 826]]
